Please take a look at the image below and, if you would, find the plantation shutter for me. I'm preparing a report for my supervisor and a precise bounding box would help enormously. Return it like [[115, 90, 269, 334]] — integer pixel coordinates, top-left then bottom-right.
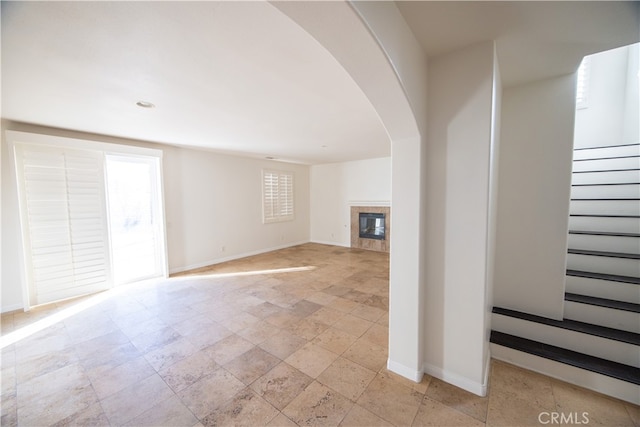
[[14, 143, 111, 306], [262, 170, 294, 223]]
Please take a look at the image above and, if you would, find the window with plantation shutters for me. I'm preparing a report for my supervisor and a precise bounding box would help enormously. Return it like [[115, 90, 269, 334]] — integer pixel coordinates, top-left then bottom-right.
[[262, 170, 294, 223], [14, 143, 111, 305], [576, 56, 591, 109]]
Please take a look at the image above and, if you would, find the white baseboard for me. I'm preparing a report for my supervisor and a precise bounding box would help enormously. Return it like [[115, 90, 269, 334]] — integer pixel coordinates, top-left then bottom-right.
[[1, 303, 24, 314], [168, 240, 310, 275], [309, 239, 350, 248], [422, 361, 488, 397], [491, 343, 640, 405], [387, 358, 424, 383]]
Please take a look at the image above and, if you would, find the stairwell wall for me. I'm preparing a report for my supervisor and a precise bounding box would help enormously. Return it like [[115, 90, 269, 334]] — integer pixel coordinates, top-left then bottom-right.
[[493, 75, 577, 319]]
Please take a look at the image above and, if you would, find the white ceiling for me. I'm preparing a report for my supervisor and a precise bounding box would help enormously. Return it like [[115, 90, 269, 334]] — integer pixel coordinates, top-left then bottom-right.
[[2, 1, 639, 165]]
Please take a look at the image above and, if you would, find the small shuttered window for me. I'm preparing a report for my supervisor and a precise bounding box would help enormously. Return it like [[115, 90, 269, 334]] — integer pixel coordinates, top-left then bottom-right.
[[262, 170, 294, 223], [576, 56, 591, 109]]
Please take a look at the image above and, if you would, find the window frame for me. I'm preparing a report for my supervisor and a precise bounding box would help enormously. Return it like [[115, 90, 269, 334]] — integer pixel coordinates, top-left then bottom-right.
[[262, 169, 294, 224]]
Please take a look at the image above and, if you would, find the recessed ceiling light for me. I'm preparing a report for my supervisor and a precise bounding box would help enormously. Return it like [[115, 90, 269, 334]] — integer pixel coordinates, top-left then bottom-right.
[[136, 101, 155, 108]]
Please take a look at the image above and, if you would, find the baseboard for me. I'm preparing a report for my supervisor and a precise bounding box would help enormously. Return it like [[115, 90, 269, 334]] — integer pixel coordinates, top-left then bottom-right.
[[1, 303, 24, 314], [309, 239, 350, 248], [422, 361, 488, 397], [168, 240, 310, 274], [491, 342, 640, 405], [387, 358, 424, 383]]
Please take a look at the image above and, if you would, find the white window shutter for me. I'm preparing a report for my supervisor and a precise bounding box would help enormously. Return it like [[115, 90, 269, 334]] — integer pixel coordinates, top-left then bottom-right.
[[15, 144, 111, 305], [262, 170, 294, 223]]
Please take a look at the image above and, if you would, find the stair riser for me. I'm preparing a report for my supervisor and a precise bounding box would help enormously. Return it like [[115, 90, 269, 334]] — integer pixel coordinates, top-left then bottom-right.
[[567, 234, 640, 255], [566, 253, 640, 278], [570, 200, 640, 216], [571, 184, 640, 199], [568, 216, 640, 234], [490, 344, 640, 405], [564, 301, 640, 333], [572, 170, 640, 185], [573, 145, 640, 160], [492, 314, 639, 366], [565, 275, 640, 304], [572, 157, 639, 172]]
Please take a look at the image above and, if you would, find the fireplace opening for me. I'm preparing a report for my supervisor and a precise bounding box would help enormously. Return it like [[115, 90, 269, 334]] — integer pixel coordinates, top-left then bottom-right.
[[359, 212, 385, 240]]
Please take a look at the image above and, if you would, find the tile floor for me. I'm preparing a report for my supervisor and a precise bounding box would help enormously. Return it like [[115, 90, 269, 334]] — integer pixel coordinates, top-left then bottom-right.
[[1, 243, 638, 426]]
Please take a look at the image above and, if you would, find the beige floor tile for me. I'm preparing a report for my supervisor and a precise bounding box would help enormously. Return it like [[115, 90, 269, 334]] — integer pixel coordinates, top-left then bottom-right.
[[552, 380, 635, 426], [290, 300, 322, 317], [51, 402, 109, 427], [265, 311, 303, 329], [224, 346, 281, 385], [285, 342, 339, 378], [326, 297, 359, 314], [88, 355, 156, 399], [357, 373, 423, 426], [246, 302, 286, 319], [144, 336, 198, 371], [343, 338, 387, 372], [101, 373, 174, 425], [285, 317, 330, 341], [204, 333, 254, 365], [267, 413, 299, 427], [124, 394, 198, 427], [305, 292, 338, 306], [486, 362, 556, 426], [283, 381, 353, 426], [129, 326, 182, 354], [360, 323, 388, 348], [251, 361, 314, 410], [351, 303, 385, 322], [238, 321, 283, 345], [17, 364, 98, 426], [307, 307, 346, 327], [625, 404, 640, 426], [313, 327, 358, 355], [413, 397, 484, 427], [159, 349, 219, 392], [424, 377, 487, 422], [14, 346, 79, 384], [317, 357, 376, 401], [259, 330, 308, 360], [178, 367, 247, 418], [340, 404, 394, 427], [201, 388, 280, 427], [333, 314, 373, 338], [1, 393, 17, 427]]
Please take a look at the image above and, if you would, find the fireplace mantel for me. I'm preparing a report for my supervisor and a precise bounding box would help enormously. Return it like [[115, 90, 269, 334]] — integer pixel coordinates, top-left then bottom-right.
[[350, 206, 390, 253]]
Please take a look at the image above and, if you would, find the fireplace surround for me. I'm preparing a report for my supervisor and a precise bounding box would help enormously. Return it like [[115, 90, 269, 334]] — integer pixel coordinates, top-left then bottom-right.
[[350, 206, 390, 252]]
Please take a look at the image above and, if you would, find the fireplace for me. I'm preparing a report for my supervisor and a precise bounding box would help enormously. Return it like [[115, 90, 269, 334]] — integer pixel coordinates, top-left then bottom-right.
[[350, 206, 390, 253], [359, 212, 385, 240]]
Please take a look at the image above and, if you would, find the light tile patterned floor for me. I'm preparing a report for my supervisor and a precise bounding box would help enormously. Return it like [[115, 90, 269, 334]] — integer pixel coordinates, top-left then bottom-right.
[[1, 243, 638, 426]]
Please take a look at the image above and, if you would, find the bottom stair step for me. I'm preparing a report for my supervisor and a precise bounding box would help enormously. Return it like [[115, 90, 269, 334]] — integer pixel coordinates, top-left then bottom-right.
[[490, 331, 640, 385]]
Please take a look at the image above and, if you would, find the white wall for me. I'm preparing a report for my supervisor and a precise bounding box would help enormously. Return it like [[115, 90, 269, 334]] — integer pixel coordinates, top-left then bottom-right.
[[622, 44, 639, 145], [424, 41, 498, 395], [1, 121, 310, 312], [494, 75, 576, 319], [310, 157, 391, 246], [574, 45, 633, 148]]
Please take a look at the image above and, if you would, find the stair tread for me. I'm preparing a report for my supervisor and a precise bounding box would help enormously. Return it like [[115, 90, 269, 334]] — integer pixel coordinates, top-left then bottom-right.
[[490, 331, 640, 385], [567, 248, 640, 259], [572, 183, 640, 187], [565, 293, 640, 313], [566, 270, 640, 285], [568, 230, 640, 238], [574, 155, 640, 162], [571, 198, 640, 201], [573, 169, 640, 174], [492, 307, 640, 345], [570, 214, 640, 218], [574, 143, 640, 151]]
